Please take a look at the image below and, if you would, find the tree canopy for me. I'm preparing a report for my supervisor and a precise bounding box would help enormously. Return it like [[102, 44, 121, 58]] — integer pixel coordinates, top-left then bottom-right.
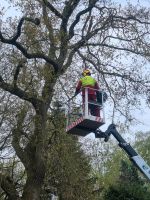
[[0, 0, 150, 199]]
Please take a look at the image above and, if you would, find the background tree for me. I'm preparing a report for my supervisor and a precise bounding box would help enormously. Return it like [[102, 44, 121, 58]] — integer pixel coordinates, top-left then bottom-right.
[[41, 109, 97, 200], [103, 160, 150, 200], [0, 0, 150, 199]]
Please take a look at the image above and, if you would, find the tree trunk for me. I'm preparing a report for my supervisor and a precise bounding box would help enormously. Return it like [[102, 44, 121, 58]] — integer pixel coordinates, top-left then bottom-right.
[[22, 106, 47, 200], [22, 180, 42, 200], [22, 167, 45, 200]]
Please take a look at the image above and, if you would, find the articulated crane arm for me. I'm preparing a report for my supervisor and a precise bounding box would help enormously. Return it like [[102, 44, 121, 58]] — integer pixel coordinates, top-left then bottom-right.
[[95, 124, 150, 181]]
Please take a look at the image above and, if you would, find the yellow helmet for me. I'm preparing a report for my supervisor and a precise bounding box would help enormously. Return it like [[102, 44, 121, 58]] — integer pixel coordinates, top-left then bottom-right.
[[82, 69, 91, 76]]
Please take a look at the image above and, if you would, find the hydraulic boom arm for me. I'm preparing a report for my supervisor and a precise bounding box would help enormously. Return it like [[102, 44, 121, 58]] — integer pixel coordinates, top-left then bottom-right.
[[95, 124, 150, 181]]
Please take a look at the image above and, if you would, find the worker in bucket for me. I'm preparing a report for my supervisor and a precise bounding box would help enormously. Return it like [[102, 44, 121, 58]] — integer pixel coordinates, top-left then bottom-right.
[[75, 69, 100, 117]]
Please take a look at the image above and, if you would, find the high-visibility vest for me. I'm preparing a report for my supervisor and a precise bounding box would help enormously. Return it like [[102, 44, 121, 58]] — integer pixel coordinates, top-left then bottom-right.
[[80, 76, 96, 87]]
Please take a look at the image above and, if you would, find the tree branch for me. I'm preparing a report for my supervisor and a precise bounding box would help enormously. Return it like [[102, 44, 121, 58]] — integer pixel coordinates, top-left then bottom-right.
[[42, 3, 57, 59], [114, 15, 150, 25], [62, 13, 111, 72], [69, 0, 98, 39], [0, 17, 59, 72], [70, 13, 112, 51], [0, 37, 59, 72], [0, 76, 43, 110], [12, 17, 40, 41], [77, 50, 150, 84], [85, 42, 150, 57], [42, 0, 63, 19], [0, 132, 11, 151], [62, 0, 80, 22], [0, 172, 20, 200], [13, 60, 26, 87], [57, 0, 80, 65], [61, 49, 76, 73], [12, 107, 28, 160]]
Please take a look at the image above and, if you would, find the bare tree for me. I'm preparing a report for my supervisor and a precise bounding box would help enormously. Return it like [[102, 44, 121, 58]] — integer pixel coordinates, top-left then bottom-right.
[[0, 0, 150, 199]]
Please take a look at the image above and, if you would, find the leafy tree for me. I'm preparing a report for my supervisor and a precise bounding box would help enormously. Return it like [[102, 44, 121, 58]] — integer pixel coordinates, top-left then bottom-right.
[[103, 160, 150, 200], [135, 131, 150, 164], [82, 136, 120, 190], [0, 0, 150, 199], [41, 110, 97, 200]]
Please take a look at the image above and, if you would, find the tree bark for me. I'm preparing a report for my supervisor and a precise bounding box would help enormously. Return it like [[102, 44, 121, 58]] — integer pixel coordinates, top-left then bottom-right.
[[0, 172, 20, 200], [22, 176, 44, 200], [21, 105, 47, 200]]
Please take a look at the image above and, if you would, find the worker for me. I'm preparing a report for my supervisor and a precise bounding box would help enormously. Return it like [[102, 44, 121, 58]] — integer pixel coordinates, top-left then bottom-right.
[[75, 69, 100, 117]]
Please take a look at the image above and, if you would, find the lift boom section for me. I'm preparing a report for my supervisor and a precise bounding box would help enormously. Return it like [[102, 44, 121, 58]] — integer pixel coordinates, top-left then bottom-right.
[[95, 124, 150, 181]]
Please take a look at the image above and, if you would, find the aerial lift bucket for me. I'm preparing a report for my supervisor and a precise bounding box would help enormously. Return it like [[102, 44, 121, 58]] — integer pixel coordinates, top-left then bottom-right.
[[66, 88, 106, 136]]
